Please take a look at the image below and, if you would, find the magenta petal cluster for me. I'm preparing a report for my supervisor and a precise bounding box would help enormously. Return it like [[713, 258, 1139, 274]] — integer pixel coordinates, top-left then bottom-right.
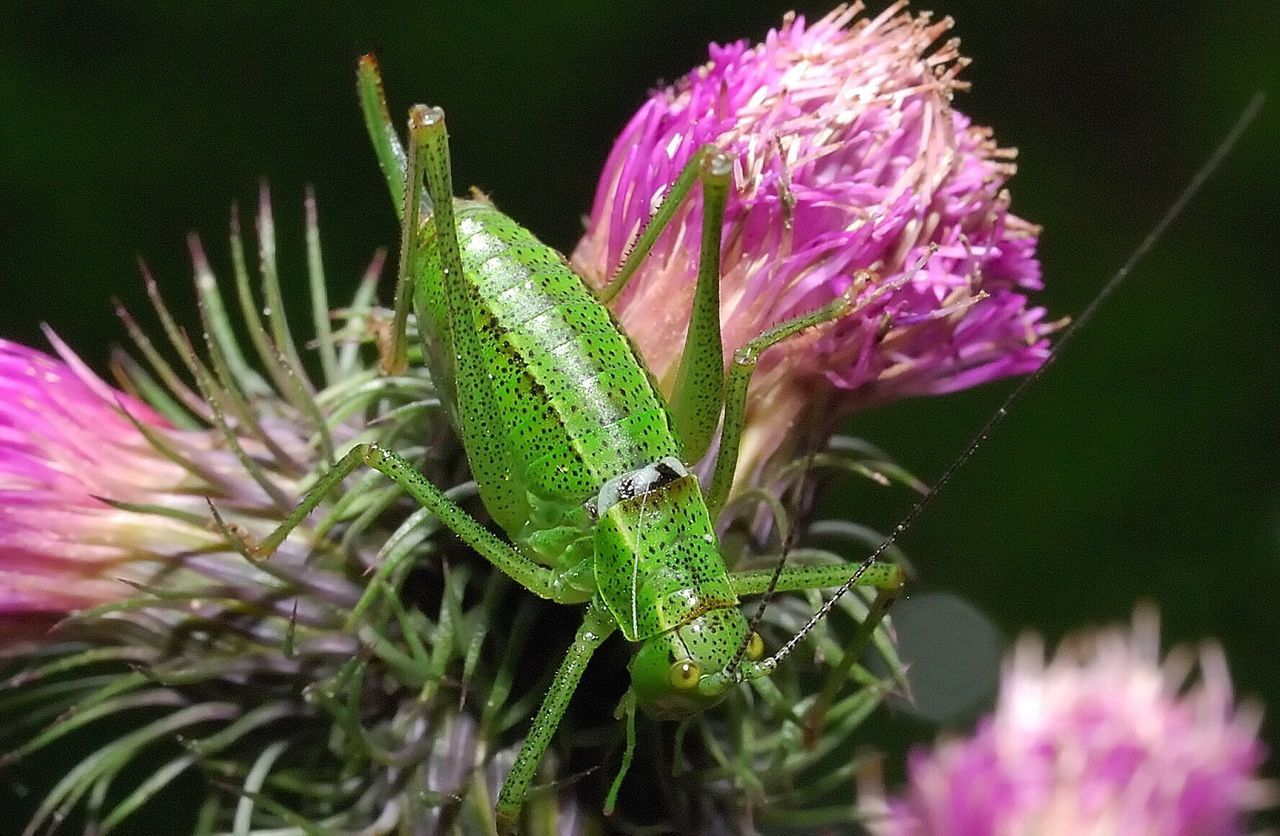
[[572, 3, 1054, 481], [1, 336, 189, 623], [865, 610, 1270, 835], [0, 333, 306, 638]]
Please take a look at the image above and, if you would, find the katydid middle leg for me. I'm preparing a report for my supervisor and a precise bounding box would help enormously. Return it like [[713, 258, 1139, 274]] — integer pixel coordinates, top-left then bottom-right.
[[223, 105, 573, 602], [727, 552, 904, 746], [704, 273, 891, 516]]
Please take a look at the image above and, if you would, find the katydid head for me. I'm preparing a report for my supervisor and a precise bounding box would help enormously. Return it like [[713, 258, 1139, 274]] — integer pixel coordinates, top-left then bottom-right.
[[629, 608, 764, 720], [591, 458, 767, 718]]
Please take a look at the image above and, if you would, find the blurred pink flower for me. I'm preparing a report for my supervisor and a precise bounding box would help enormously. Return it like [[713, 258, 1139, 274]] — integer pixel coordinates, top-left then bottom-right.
[[572, 2, 1054, 485], [0, 335, 200, 625], [864, 609, 1271, 835], [0, 330, 325, 640]]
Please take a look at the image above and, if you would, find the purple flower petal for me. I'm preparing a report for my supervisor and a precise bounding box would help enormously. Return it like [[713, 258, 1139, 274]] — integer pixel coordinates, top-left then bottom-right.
[[864, 609, 1271, 835], [571, 6, 1057, 485]]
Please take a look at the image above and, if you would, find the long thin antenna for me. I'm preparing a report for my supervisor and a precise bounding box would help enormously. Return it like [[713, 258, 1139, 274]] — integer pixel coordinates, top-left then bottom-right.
[[762, 92, 1266, 669], [727, 449, 814, 675], [727, 250, 937, 675]]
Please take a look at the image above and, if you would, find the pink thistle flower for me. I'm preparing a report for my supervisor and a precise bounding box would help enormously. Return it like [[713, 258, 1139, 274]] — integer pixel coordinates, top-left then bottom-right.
[[0, 333, 218, 628], [863, 609, 1272, 835], [0, 195, 384, 644], [1, 307, 425, 644], [0, 328, 345, 640], [572, 2, 1055, 485]]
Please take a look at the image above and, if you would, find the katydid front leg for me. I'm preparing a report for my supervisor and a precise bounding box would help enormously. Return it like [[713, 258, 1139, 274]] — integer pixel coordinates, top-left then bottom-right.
[[495, 602, 617, 835], [702, 268, 924, 516], [728, 560, 902, 597], [736, 558, 903, 748], [716, 556, 903, 735], [227, 451, 617, 833], [729, 560, 903, 699]]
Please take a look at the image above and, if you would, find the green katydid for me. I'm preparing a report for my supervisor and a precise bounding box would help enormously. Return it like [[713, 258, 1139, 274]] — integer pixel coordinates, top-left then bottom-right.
[[227, 56, 906, 830]]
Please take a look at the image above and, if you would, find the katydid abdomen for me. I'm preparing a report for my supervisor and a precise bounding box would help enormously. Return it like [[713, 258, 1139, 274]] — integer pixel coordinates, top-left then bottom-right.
[[414, 200, 686, 553]]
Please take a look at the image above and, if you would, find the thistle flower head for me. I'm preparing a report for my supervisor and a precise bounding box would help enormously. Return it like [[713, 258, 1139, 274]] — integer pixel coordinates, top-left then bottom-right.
[[0, 327, 368, 654], [0, 331, 310, 633], [0, 335, 180, 622], [573, 2, 1053, 483], [865, 609, 1271, 835]]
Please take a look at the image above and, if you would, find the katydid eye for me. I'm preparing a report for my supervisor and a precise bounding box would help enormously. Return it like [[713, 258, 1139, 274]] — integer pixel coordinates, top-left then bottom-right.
[[746, 631, 764, 661], [669, 660, 700, 689]]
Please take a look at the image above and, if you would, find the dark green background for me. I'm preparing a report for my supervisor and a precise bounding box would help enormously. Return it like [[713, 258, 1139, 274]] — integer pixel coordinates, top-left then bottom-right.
[[1, 0, 1276, 824]]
